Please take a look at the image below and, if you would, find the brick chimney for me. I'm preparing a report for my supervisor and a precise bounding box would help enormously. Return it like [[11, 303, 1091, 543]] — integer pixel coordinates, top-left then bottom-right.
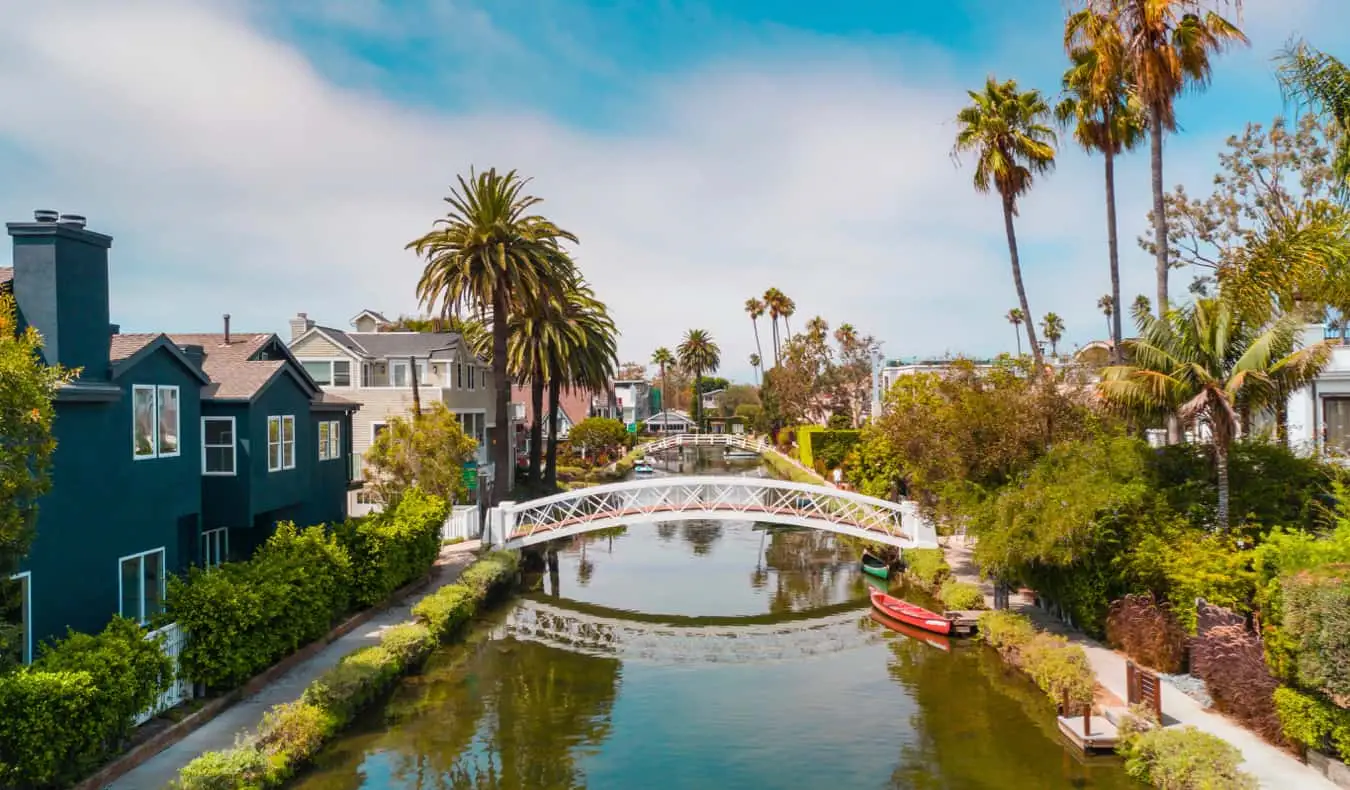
[[289, 311, 315, 342], [6, 211, 113, 379]]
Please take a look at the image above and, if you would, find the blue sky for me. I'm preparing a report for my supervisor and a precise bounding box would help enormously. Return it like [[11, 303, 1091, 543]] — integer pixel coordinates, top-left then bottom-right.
[[1, 0, 1347, 380]]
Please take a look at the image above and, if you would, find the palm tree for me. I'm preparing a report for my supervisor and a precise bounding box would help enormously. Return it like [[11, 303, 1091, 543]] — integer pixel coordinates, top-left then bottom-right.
[[1006, 308, 1026, 355], [954, 77, 1057, 372], [1098, 294, 1115, 342], [1133, 294, 1152, 317], [1041, 312, 1066, 357], [749, 353, 762, 385], [1277, 40, 1350, 193], [545, 284, 618, 488], [677, 329, 721, 431], [651, 347, 675, 414], [1097, 298, 1329, 530], [503, 292, 581, 487], [780, 294, 797, 341], [1060, 8, 1147, 364], [1104, 0, 1246, 319], [745, 298, 766, 375], [763, 288, 787, 365], [409, 168, 577, 504]]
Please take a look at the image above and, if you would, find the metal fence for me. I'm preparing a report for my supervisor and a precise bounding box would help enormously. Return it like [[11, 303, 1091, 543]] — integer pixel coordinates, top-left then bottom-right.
[[133, 621, 192, 726]]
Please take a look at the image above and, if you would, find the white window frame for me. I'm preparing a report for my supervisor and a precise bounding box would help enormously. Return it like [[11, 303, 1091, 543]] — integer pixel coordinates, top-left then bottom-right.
[[118, 548, 165, 625], [299, 358, 352, 387], [467, 364, 476, 390], [132, 384, 158, 460], [318, 419, 342, 461], [456, 362, 463, 389], [9, 571, 30, 665], [200, 528, 228, 568], [201, 416, 236, 476], [156, 385, 181, 458], [318, 420, 331, 460], [267, 415, 298, 472], [370, 421, 388, 444], [387, 359, 429, 388], [282, 415, 296, 470]]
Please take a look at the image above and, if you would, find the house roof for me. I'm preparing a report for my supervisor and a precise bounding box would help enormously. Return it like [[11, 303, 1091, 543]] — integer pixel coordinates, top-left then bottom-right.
[[348, 309, 391, 327], [512, 383, 595, 427], [304, 325, 477, 362], [111, 331, 321, 401], [648, 409, 694, 424], [108, 333, 213, 386], [0, 268, 11, 287]]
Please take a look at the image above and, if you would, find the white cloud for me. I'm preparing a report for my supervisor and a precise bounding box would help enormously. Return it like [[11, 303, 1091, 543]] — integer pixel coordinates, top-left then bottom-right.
[[0, 0, 1345, 381]]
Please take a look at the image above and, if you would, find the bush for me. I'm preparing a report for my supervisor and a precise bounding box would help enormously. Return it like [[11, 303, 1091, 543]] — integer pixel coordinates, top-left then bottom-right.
[[1118, 724, 1257, 790], [256, 701, 337, 781], [1105, 594, 1188, 674], [379, 622, 436, 665], [1273, 686, 1350, 761], [978, 610, 1036, 655], [168, 523, 353, 690], [412, 584, 477, 639], [807, 429, 861, 470], [977, 611, 1093, 707], [904, 548, 950, 590], [0, 617, 173, 788], [335, 487, 447, 608], [938, 580, 986, 611], [1280, 565, 1350, 700], [456, 551, 520, 601], [301, 645, 401, 723], [174, 742, 268, 790], [1191, 601, 1285, 745]]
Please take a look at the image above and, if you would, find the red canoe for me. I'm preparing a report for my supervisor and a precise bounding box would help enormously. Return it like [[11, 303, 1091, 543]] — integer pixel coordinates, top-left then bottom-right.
[[869, 589, 953, 636]]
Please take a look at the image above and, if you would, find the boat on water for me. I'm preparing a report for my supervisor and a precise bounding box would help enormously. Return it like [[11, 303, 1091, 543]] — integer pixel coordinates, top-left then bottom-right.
[[633, 462, 655, 475], [860, 551, 890, 580], [869, 589, 952, 635], [868, 610, 951, 652], [724, 450, 760, 460]]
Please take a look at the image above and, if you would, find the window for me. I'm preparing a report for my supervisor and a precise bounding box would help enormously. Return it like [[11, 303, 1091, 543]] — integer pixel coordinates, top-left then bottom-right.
[[318, 420, 341, 460], [133, 385, 180, 459], [202, 417, 236, 475], [201, 528, 228, 568], [268, 415, 296, 471], [467, 365, 475, 390], [1326, 399, 1350, 453], [457, 412, 486, 448], [5, 572, 30, 665], [456, 362, 463, 389], [119, 549, 165, 624], [372, 422, 389, 443], [301, 359, 352, 387], [482, 368, 488, 389], [389, 360, 428, 388]]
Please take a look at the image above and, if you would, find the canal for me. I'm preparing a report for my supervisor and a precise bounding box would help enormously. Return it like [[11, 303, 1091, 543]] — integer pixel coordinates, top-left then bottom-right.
[[293, 453, 1138, 789]]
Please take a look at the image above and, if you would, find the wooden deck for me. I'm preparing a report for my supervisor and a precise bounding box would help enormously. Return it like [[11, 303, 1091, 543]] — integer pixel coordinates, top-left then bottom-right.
[[942, 610, 982, 636], [1057, 714, 1119, 754]]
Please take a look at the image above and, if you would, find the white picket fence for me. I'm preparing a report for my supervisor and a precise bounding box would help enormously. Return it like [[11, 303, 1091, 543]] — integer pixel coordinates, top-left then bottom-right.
[[443, 505, 481, 542], [133, 621, 192, 726]]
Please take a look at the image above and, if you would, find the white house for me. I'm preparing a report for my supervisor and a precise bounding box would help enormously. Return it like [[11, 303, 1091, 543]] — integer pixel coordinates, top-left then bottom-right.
[[645, 409, 697, 434], [1283, 323, 1350, 456], [613, 379, 651, 426]]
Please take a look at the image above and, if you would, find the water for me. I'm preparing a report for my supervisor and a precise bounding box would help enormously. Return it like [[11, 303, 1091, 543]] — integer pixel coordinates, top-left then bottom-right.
[[293, 455, 1138, 789]]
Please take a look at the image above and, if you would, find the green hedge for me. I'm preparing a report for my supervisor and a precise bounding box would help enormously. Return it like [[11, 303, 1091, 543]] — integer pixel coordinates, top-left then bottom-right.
[[807, 430, 861, 470], [1273, 685, 1350, 761], [978, 611, 1094, 707], [0, 618, 172, 788], [938, 580, 986, 611], [175, 552, 518, 790], [335, 488, 447, 608], [904, 548, 951, 590], [1117, 718, 1257, 790]]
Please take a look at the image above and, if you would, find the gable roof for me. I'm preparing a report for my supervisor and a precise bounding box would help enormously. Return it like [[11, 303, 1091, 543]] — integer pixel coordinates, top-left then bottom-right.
[[168, 333, 319, 401], [300, 324, 475, 361], [108, 334, 212, 385], [0, 268, 11, 288], [349, 309, 392, 327], [647, 409, 695, 424]]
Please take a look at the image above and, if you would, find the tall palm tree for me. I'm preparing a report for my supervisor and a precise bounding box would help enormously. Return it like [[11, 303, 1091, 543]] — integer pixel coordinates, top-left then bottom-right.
[[954, 78, 1057, 372], [1103, 0, 1246, 319], [546, 284, 618, 488], [745, 298, 766, 375], [651, 347, 675, 414], [503, 292, 581, 487], [1041, 312, 1066, 357], [749, 353, 762, 385], [1097, 298, 1329, 530], [1006, 308, 1026, 355], [1061, 8, 1147, 364], [677, 329, 721, 431], [1277, 39, 1350, 193], [1098, 294, 1116, 342], [780, 294, 797, 341], [1132, 294, 1152, 317], [409, 167, 577, 504], [763, 288, 787, 365]]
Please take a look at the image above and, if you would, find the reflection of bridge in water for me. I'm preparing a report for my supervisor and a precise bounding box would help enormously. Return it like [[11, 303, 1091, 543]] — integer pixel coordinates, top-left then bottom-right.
[[498, 597, 884, 665]]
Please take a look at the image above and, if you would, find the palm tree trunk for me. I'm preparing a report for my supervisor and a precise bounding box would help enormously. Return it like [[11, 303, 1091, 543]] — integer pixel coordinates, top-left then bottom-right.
[[528, 373, 545, 487], [491, 284, 511, 505], [784, 316, 792, 340], [1002, 195, 1044, 371], [751, 319, 763, 374], [693, 369, 702, 431], [545, 377, 562, 489], [1150, 103, 1180, 445], [1014, 324, 1022, 356], [771, 321, 780, 367], [1105, 148, 1124, 364], [1216, 440, 1230, 532], [1277, 396, 1290, 448]]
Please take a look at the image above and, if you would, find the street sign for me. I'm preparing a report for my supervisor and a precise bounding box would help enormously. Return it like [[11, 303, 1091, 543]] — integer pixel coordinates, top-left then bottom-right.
[[462, 459, 478, 490], [626, 422, 637, 434]]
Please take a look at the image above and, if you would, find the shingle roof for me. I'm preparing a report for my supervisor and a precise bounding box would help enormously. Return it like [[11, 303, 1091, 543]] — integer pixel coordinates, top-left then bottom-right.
[[109, 333, 159, 362], [167, 333, 285, 400], [0, 268, 12, 287], [322, 329, 471, 360]]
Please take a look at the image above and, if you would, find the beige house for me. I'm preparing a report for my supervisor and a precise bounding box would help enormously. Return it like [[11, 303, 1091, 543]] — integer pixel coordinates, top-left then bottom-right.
[[286, 310, 515, 508]]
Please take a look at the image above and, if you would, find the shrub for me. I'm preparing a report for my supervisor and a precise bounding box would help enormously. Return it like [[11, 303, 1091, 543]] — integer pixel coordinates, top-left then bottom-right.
[[169, 524, 353, 690], [978, 610, 1036, 656], [977, 611, 1093, 707], [1191, 601, 1285, 745], [174, 741, 268, 790], [412, 583, 477, 639], [1118, 724, 1257, 790], [379, 622, 436, 666], [938, 580, 986, 611], [335, 487, 447, 608], [457, 551, 520, 601], [1280, 565, 1350, 700], [301, 645, 401, 724], [1105, 594, 1188, 674], [807, 429, 862, 470], [904, 548, 950, 590], [256, 701, 338, 781], [1273, 686, 1350, 761]]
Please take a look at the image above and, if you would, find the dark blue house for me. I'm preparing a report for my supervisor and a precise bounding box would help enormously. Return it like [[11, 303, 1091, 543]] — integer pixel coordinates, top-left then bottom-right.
[[1, 211, 358, 663]]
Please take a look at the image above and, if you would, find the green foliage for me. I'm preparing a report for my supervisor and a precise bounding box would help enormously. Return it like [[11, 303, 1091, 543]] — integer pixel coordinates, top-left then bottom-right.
[[378, 622, 436, 665], [976, 611, 1094, 707], [844, 429, 904, 499], [795, 426, 823, 468], [255, 701, 338, 782], [301, 645, 401, 722], [1118, 725, 1257, 790], [363, 402, 477, 507], [0, 618, 172, 788], [1129, 528, 1255, 633], [1253, 510, 1350, 682], [168, 523, 353, 690], [456, 551, 520, 601], [568, 417, 631, 454], [903, 548, 950, 590], [174, 743, 268, 790], [761, 447, 824, 485], [334, 488, 447, 608], [978, 610, 1037, 653], [806, 429, 861, 470], [411, 583, 476, 639], [1273, 685, 1350, 761], [1280, 566, 1350, 699], [938, 580, 986, 611]]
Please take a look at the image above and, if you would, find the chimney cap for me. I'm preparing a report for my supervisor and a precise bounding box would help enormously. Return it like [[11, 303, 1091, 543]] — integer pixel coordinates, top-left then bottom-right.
[[297, 312, 307, 319], [57, 214, 87, 228], [34, 210, 59, 223]]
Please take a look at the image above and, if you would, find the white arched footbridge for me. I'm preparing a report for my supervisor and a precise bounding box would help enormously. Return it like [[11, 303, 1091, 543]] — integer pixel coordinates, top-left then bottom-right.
[[484, 476, 938, 550], [642, 433, 771, 454]]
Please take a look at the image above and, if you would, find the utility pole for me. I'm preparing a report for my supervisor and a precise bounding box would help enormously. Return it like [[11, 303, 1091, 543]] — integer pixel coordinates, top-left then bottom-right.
[[870, 343, 885, 422]]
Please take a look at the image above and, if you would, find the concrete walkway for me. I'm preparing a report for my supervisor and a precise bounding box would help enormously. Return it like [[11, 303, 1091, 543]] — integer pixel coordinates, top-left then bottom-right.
[[108, 542, 480, 790], [943, 536, 1336, 790]]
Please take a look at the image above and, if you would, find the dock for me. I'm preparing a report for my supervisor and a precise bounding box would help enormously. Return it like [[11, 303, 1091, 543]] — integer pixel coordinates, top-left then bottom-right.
[[1056, 714, 1119, 754], [942, 610, 981, 636]]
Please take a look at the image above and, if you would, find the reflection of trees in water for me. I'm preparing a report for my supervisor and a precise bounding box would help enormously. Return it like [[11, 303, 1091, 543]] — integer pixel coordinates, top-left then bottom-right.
[[655, 523, 678, 543], [762, 529, 851, 613], [680, 520, 723, 556], [374, 639, 621, 789]]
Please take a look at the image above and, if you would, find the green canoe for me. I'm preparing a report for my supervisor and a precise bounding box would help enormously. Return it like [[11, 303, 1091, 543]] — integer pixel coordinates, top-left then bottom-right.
[[861, 551, 890, 580]]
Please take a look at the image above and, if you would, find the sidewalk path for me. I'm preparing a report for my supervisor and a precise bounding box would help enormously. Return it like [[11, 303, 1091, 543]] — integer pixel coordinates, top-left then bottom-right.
[[943, 535, 1335, 790], [108, 541, 481, 790]]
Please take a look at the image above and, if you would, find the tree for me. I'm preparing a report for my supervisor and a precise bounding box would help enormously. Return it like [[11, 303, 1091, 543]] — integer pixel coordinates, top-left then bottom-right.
[[1041, 312, 1065, 357], [719, 383, 761, 417], [1061, 7, 1147, 363], [651, 347, 675, 414], [1097, 298, 1330, 530], [745, 298, 766, 381], [0, 293, 73, 666], [780, 294, 797, 341], [364, 402, 478, 507], [1006, 308, 1025, 355], [1104, 0, 1246, 320], [763, 288, 788, 366], [1277, 39, 1350, 193], [567, 417, 629, 458], [503, 291, 583, 488], [832, 322, 878, 427], [954, 77, 1056, 372], [409, 168, 577, 504], [749, 353, 761, 384], [615, 361, 646, 381], [1098, 294, 1116, 342], [677, 329, 721, 430], [545, 283, 617, 488]]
